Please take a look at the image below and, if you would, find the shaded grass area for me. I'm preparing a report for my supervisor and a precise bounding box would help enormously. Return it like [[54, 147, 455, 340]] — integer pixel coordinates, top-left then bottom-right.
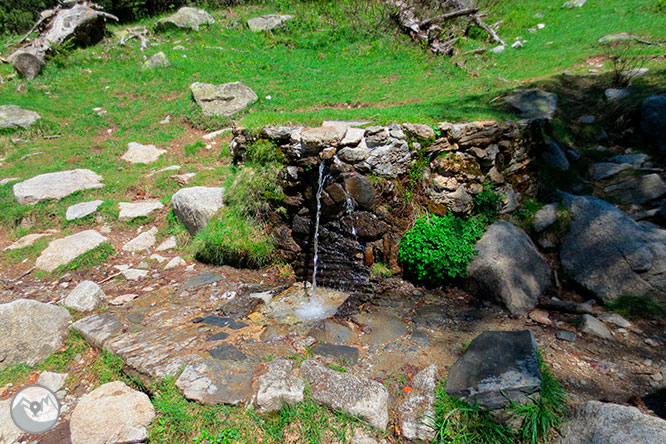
[[608, 294, 666, 320]]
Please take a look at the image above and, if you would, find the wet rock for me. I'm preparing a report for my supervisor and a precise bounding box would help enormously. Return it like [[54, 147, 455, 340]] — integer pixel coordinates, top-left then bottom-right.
[[255, 359, 305, 413], [0, 299, 70, 369], [300, 359, 389, 430], [400, 365, 437, 442], [182, 272, 223, 290], [66, 199, 103, 221], [581, 314, 613, 340], [247, 14, 294, 32], [446, 331, 541, 410], [533, 203, 558, 232], [353, 313, 407, 346], [70, 381, 155, 444], [171, 186, 225, 235], [122, 142, 166, 164], [38, 371, 68, 392], [609, 153, 648, 168], [561, 194, 666, 306], [341, 212, 389, 239], [176, 360, 257, 405], [71, 313, 123, 347], [207, 332, 229, 341], [199, 315, 247, 330], [344, 174, 375, 209], [64, 280, 104, 311], [123, 227, 158, 252], [155, 7, 214, 31], [541, 142, 570, 170], [556, 401, 666, 444], [640, 95, 666, 151], [309, 319, 353, 344], [466, 221, 552, 315], [118, 200, 164, 221], [144, 51, 170, 69], [556, 330, 577, 342], [503, 89, 558, 119], [604, 174, 666, 205], [312, 343, 359, 363], [36, 230, 108, 272], [413, 305, 448, 329], [13, 169, 104, 205], [190, 82, 258, 116], [209, 344, 246, 361], [590, 162, 633, 181], [0, 104, 41, 129]]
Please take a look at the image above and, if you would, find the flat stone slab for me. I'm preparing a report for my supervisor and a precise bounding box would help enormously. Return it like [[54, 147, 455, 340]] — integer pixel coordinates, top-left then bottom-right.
[[590, 162, 633, 180], [247, 14, 294, 32], [123, 227, 158, 252], [4, 231, 56, 250], [0, 104, 40, 129], [604, 174, 666, 205], [190, 82, 258, 117], [13, 169, 104, 205], [445, 330, 541, 410], [209, 344, 247, 361], [72, 313, 123, 347], [118, 200, 164, 221], [156, 235, 177, 251], [122, 142, 167, 164], [155, 7, 214, 31], [255, 359, 304, 413], [503, 88, 558, 119], [182, 272, 223, 290], [66, 199, 103, 220], [70, 381, 155, 444], [176, 360, 258, 405], [300, 359, 389, 431], [36, 230, 108, 272], [197, 315, 247, 330], [0, 299, 71, 369], [311, 343, 359, 363]]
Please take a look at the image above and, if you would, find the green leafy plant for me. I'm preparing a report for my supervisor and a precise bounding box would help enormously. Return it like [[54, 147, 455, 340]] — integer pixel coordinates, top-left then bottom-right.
[[194, 428, 241, 444], [184, 140, 205, 156], [399, 214, 485, 282], [657, 0, 666, 12], [473, 187, 502, 223]]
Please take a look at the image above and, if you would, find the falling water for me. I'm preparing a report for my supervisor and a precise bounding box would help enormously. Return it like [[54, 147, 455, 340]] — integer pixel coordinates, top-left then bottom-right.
[[310, 162, 328, 294]]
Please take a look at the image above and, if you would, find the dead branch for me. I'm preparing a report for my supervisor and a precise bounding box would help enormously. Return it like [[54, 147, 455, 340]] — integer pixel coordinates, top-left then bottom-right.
[[119, 26, 150, 52], [538, 298, 601, 315], [471, 14, 505, 46], [421, 7, 478, 27]]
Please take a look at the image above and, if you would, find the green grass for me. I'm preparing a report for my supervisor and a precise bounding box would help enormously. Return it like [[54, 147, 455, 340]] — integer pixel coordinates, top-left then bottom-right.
[[432, 352, 567, 444], [54, 241, 115, 273], [608, 294, 665, 319]]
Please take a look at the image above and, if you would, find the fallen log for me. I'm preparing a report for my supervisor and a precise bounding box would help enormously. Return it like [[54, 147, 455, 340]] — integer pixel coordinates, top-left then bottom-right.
[[8, 1, 118, 80], [538, 298, 601, 315]]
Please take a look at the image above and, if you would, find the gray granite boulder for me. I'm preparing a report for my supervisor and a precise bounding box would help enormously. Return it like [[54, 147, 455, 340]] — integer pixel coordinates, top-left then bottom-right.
[[155, 7, 214, 31], [171, 186, 224, 235], [190, 82, 258, 116], [254, 359, 305, 413], [247, 14, 294, 32], [36, 230, 108, 272], [466, 221, 552, 315], [604, 174, 666, 205], [561, 194, 666, 307], [445, 330, 541, 410], [0, 299, 71, 369], [0, 104, 41, 129], [556, 401, 666, 444], [64, 280, 105, 311], [13, 169, 104, 205], [66, 200, 103, 221]]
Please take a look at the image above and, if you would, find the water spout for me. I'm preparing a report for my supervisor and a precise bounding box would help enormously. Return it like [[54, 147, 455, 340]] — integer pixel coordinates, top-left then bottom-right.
[[310, 162, 329, 294]]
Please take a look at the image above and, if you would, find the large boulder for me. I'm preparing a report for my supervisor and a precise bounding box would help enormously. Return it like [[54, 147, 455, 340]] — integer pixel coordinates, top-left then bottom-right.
[[300, 359, 389, 431], [36, 230, 108, 272], [604, 174, 666, 205], [171, 186, 225, 235], [466, 221, 552, 315], [13, 169, 104, 205], [0, 299, 71, 370], [190, 82, 258, 116], [556, 401, 666, 444], [0, 105, 41, 129], [641, 95, 666, 151], [155, 7, 214, 32], [247, 14, 294, 32], [561, 194, 666, 307], [445, 330, 541, 410], [70, 381, 155, 444], [503, 89, 558, 119]]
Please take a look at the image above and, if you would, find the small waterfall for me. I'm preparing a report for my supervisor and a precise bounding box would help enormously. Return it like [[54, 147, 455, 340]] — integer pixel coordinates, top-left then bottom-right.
[[310, 162, 328, 294]]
